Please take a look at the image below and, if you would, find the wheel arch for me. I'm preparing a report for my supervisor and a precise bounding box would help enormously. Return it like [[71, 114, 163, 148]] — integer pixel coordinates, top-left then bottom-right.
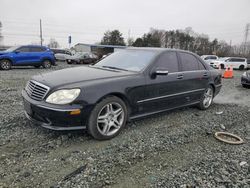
[[208, 83, 215, 96], [0, 58, 14, 65], [95, 92, 132, 117]]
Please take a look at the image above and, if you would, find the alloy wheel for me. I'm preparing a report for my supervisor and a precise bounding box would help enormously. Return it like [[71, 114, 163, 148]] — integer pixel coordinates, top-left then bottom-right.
[[1, 60, 11, 70], [203, 87, 213, 108], [97, 102, 124, 136]]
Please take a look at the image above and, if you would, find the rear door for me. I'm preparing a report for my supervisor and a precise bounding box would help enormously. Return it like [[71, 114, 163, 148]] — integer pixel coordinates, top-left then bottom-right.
[[140, 51, 186, 113], [30, 46, 46, 63], [177, 52, 209, 103]]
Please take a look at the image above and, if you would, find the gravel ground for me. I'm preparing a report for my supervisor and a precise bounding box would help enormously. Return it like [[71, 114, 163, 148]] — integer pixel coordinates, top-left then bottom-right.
[[0, 62, 249, 188]]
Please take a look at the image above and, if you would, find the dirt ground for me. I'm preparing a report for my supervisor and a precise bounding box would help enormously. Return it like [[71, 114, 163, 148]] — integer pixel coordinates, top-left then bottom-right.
[[0, 62, 249, 187]]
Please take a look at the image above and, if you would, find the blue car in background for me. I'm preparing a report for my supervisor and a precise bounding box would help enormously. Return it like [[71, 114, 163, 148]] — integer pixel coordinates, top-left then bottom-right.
[[0, 45, 56, 70]]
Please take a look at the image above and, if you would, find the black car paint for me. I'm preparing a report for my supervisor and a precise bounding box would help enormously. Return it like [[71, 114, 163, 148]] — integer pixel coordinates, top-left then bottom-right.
[[22, 48, 222, 130], [241, 71, 250, 86]]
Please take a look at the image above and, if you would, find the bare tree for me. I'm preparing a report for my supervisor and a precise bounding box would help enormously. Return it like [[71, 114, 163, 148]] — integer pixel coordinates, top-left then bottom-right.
[[48, 38, 60, 48]]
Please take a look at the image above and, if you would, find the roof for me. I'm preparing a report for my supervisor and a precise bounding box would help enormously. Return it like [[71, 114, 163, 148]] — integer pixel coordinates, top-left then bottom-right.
[[75, 43, 127, 49]]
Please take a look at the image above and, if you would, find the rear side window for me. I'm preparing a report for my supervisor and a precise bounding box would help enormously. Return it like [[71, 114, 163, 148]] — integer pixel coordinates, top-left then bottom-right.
[[179, 52, 199, 71], [30, 47, 46, 52], [154, 52, 179, 73], [205, 56, 217, 60]]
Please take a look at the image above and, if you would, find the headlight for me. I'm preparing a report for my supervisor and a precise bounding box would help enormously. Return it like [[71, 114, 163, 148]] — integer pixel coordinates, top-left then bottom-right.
[[46, 89, 81, 104]]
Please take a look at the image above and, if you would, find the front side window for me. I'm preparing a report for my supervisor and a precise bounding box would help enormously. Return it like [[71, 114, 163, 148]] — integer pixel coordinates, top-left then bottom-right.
[[179, 52, 199, 71], [94, 50, 158, 72], [154, 52, 179, 73], [18, 47, 30, 52]]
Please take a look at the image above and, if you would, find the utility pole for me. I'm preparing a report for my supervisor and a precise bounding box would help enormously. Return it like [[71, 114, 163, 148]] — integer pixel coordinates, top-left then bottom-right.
[[127, 29, 131, 46], [40, 19, 43, 46], [243, 23, 250, 54]]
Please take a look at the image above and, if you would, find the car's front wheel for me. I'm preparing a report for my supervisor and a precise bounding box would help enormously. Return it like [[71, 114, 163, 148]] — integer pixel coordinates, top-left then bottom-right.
[[239, 65, 245, 70], [0, 59, 12, 70], [42, 60, 52, 69], [197, 85, 214, 110], [88, 96, 128, 140]]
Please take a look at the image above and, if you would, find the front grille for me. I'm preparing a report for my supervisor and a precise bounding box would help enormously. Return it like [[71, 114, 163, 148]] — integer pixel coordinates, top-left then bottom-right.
[[25, 80, 50, 101]]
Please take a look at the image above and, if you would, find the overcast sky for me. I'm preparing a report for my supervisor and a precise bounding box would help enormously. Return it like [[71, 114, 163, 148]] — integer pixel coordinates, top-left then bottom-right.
[[0, 0, 250, 48]]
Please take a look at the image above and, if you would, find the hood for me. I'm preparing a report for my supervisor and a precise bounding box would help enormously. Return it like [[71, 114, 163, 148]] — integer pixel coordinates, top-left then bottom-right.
[[32, 66, 136, 88]]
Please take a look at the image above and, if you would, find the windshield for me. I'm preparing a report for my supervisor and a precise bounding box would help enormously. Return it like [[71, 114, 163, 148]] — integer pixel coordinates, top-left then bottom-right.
[[94, 50, 157, 72], [5, 46, 20, 52]]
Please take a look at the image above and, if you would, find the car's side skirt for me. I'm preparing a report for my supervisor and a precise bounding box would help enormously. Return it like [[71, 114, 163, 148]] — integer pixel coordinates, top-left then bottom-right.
[[129, 101, 200, 120]]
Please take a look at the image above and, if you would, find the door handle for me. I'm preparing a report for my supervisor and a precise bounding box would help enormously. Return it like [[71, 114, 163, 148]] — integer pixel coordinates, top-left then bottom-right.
[[177, 74, 184, 79]]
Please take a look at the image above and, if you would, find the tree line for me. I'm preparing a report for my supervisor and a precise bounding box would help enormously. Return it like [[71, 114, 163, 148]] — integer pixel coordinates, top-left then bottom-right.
[[101, 28, 250, 58]]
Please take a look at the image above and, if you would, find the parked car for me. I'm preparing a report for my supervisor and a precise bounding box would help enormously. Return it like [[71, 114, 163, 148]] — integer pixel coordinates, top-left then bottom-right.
[[241, 71, 250, 88], [22, 48, 222, 140], [66, 52, 98, 64], [210, 57, 247, 70], [201, 55, 219, 64], [51, 49, 72, 61], [0, 45, 56, 70]]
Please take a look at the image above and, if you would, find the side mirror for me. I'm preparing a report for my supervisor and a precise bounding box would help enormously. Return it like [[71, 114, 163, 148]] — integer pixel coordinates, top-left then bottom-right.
[[151, 68, 169, 79]]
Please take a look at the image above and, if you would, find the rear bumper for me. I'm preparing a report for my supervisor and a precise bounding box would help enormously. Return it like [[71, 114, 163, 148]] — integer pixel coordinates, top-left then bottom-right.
[[22, 90, 90, 130], [241, 77, 250, 85]]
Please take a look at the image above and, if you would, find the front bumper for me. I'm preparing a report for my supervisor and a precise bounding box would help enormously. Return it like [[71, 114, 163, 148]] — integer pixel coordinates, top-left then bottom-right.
[[241, 76, 250, 85], [22, 90, 88, 130]]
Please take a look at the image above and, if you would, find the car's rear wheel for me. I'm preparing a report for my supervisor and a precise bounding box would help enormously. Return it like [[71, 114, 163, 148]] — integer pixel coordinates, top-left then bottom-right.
[[0, 59, 11, 70], [242, 84, 249, 88], [239, 65, 245, 70], [42, 60, 52, 69], [197, 85, 214, 110], [88, 96, 127, 140]]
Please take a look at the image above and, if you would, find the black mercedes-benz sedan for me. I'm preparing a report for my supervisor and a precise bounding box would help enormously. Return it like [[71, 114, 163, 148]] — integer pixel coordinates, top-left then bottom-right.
[[241, 71, 250, 88], [22, 48, 222, 140]]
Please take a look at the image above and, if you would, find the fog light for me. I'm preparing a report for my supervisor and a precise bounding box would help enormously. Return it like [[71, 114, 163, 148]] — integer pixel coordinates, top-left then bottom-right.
[[69, 109, 81, 115]]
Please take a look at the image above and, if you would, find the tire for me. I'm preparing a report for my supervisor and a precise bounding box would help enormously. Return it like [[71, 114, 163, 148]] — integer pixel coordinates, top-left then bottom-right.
[[197, 85, 214, 110], [87, 96, 128, 140], [34, 65, 40, 68], [42, 60, 52, 69], [239, 65, 244, 70], [242, 84, 249, 88], [0, 59, 11, 70]]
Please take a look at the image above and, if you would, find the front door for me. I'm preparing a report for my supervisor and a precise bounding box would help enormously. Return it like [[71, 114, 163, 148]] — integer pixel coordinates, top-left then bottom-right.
[[139, 51, 186, 113]]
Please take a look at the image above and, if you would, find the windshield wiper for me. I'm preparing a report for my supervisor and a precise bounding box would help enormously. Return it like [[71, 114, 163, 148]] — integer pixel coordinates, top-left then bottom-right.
[[101, 66, 128, 71]]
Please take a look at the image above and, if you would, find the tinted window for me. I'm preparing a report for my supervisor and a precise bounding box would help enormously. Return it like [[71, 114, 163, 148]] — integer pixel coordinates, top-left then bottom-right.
[[204, 56, 216, 60], [209, 56, 217, 60], [230, 58, 245, 62], [179, 52, 199, 71], [198, 59, 206, 70], [30, 47, 46, 52], [154, 52, 179, 73], [18, 47, 30, 52]]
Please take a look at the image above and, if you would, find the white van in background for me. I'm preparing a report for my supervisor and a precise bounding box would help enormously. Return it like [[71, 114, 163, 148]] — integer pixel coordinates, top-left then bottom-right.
[[210, 57, 247, 70]]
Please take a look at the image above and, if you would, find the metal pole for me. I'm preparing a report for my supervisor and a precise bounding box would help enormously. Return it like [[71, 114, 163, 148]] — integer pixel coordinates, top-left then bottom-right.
[[40, 19, 42, 46]]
